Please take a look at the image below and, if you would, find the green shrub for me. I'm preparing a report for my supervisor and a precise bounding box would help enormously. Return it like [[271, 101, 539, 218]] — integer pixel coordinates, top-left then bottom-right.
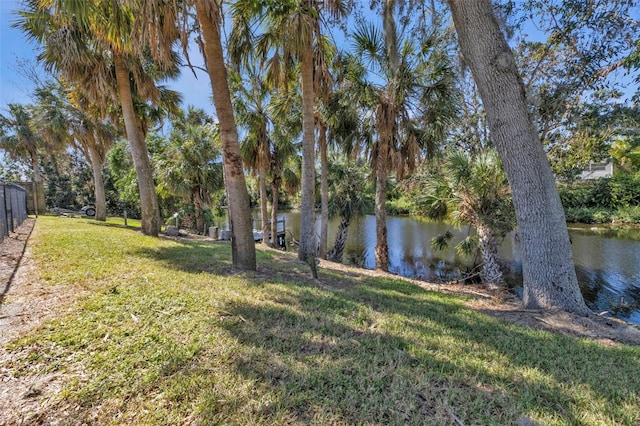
[[564, 207, 612, 224], [610, 173, 640, 208], [611, 206, 640, 224], [386, 197, 412, 215], [558, 179, 613, 209]]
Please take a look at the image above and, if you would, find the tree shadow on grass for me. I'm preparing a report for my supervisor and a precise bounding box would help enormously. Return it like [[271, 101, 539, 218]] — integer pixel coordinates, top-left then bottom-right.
[[340, 278, 640, 421], [130, 240, 297, 276], [65, 230, 640, 424], [199, 275, 632, 425], [85, 220, 141, 231]]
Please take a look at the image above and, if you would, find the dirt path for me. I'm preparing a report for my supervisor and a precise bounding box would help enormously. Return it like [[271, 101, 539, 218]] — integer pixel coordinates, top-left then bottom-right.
[[1, 219, 82, 425]]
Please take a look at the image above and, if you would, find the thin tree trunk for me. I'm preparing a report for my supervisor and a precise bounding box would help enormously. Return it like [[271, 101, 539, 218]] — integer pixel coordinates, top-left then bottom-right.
[[258, 112, 270, 244], [114, 54, 161, 236], [29, 150, 41, 184], [376, 0, 396, 272], [259, 169, 269, 243], [194, 190, 204, 234], [475, 222, 504, 289], [195, 0, 256, 270], [375, 105, 391, 272], [271, 182, 280, 248], [328, 216, 350, 263], [88, 144, 107, 221], [447, 0, 588, 314], [30, 151, 41, 216], [298, 40, 317, 264], [319, 121, 329, 259]]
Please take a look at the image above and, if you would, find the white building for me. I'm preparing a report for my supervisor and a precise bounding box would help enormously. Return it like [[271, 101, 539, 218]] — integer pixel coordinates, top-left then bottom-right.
[[578, 160, 614, 180]]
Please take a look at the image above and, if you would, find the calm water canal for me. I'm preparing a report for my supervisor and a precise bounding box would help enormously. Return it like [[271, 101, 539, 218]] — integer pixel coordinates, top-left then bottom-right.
[[247, 211, 640, 325]]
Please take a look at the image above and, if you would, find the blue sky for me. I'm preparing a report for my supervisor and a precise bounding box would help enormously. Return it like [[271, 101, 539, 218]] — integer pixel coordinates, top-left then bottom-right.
[[1, 0, 637, 117], [0, 0, 213, 113]]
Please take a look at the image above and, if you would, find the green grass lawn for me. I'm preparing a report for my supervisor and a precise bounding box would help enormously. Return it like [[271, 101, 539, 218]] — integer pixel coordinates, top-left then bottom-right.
[[5, 216, 640, 425]]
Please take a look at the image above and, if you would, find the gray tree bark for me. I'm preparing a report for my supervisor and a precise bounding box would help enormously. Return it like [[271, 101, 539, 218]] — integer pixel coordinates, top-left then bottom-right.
[[259, 169, 269, 243], [87, 143, 107, 221], [114, 54, 161, 236], [447, 0, 589, 314], [298, 41, 317, 264], [270, 179, 280, 249], [196, 0, 256, 270], [319, 122, 329, 259]]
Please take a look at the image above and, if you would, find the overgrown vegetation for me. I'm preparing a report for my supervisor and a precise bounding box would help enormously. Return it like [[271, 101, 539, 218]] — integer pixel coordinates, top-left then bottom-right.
[[559, 172, 640, 223], [4, 216, 640, 425]]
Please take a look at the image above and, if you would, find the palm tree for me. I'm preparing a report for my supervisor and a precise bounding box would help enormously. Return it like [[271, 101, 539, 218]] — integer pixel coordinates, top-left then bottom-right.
[[315, 35, 339, 259], [341, 10, 457, 271], [326, 159, 373, 262], [16, 0, 180, 236], [0, 104, 44, 190], [31, 80, 117, 221], [186, 0, 256, 269], [156, 107, 224, 233], [415, 149, 515, 288], [92, 0, 257, 269], [229, 65, 272, 243], [270, 91, 303, 248], [230, 0, 347, 267]]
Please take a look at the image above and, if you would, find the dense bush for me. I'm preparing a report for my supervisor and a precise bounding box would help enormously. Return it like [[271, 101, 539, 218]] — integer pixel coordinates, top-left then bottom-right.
[[386, 197, 412, 215], [610, 173, 640, 207], [559, 173, 640, 209], [611, 206, 640, 223], [564, 208, 612, 224], [558, 179, 613, 209]]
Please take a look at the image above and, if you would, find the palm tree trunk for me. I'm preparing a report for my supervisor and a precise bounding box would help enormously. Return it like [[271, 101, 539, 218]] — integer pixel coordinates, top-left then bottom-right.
[[87, 144, 107, 221], [328, 216, 350, 263], [114, 54, 161, 236], [475, 222, 505, 289], [271, 181, 280, 248], [194, 190, 205, 234], [259, 168, 269, 244], [195, 0, 256, 270], [298, 40, 317, 264], [319, 122, 329, 259], [448, 0, 588, 314], [29, 150, 41, 216], [29, 149, 41, 184], [375, 105, 391, 271]]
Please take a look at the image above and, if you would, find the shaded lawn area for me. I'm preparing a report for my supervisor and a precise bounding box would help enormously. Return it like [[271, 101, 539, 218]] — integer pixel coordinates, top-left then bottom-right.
[[4, 216, 640, 425]]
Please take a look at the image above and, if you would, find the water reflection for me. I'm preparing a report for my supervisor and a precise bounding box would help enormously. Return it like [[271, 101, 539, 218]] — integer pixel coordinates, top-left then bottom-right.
[[253, 211, 640, 325]]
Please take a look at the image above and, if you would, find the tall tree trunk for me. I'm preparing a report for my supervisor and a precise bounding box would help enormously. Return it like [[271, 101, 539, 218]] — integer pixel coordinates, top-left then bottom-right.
[[298, 40, 317, 263], [259, 168, 269, 243], [113, 54, 161, 236], [475, 221, 504, 289], [194, 190, 205, 234], [318, 121, 329, 259], [271, 181, 280, 249], [447, 0, 589, 314], [29, 150, 41, 216], [87, 144, 107, 221], [195, 0, 256, 270], [375, 104, 391, 272], [29, 149, 41, 184], [328, 216, 350, 263], [376, 0, 397, 273]]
